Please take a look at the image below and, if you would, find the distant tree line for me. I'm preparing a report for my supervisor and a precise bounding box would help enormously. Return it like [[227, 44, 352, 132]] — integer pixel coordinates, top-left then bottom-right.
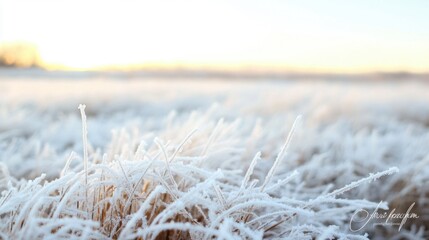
[[0, 43, 41, 68]]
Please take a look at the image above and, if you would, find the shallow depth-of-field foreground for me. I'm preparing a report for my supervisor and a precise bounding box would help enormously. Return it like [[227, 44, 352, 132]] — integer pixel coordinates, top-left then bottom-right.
[[0, 78, 428, 239]]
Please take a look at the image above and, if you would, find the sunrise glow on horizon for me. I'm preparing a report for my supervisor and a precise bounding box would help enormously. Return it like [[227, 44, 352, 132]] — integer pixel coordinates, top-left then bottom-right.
[[1, 0, 428, 73]]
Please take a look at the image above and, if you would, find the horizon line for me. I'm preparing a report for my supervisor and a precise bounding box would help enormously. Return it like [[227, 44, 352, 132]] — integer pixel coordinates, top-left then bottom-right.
[[1, 66, 428, 80]]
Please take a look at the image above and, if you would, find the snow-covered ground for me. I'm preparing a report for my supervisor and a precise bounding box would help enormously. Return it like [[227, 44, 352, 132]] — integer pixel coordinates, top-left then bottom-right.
[[0, 76, 428, 239]]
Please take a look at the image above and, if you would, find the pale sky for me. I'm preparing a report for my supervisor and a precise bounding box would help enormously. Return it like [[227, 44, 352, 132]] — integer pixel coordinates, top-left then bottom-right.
[[0, 0, 428, 72]]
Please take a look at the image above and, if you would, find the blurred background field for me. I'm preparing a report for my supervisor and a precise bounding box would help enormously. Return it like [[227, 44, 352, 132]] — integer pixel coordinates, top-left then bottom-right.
[[0, 0, 428, 239]]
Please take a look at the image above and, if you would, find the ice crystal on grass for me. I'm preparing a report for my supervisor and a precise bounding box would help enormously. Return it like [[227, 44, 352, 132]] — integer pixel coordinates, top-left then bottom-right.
[[0, 105, 404, 240]]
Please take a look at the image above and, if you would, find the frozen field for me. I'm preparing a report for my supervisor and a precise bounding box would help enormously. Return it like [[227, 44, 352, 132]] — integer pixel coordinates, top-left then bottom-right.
[[0, 76, 428, 239]]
